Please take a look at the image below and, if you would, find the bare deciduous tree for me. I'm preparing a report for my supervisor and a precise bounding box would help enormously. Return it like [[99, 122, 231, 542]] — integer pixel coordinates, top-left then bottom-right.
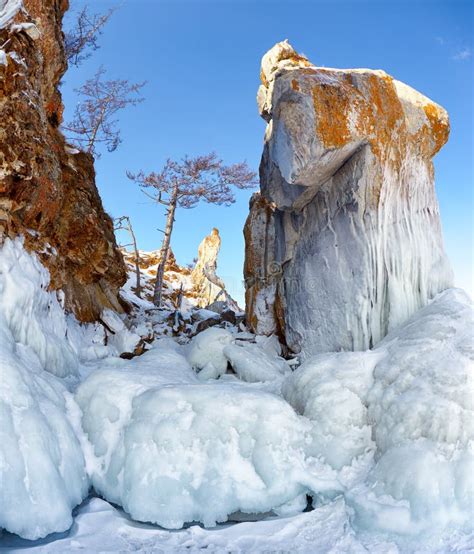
[[127, 153, 258, 306], [64, 5, 116, 67], [114, 215, 142, 298], [63, 67, 145, 157]]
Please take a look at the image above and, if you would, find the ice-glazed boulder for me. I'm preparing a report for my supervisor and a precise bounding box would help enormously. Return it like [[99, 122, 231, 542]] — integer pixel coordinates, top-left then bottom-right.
[[75, 350, 341, 529], [224, 341, 291, 383], [245, 40, 453, 355], [186, 326, 234, 379]]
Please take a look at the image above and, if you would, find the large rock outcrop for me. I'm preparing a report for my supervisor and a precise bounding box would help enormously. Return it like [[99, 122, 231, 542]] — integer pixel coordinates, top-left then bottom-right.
[[0, 0, 126, 321], [245, 40, 453, 355]]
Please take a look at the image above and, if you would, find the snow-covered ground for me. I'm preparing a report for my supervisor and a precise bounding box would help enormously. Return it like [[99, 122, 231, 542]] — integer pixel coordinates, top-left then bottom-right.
[[0, 238, 473, 552]]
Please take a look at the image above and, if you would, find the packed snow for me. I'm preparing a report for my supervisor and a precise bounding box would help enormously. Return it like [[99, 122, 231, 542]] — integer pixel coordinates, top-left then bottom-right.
[[0, 238, 473, 551], [0, 496, 400, 553]]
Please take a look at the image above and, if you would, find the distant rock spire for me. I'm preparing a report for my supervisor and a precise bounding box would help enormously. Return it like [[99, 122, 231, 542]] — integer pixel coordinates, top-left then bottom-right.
[[191, 228, 227, 308]]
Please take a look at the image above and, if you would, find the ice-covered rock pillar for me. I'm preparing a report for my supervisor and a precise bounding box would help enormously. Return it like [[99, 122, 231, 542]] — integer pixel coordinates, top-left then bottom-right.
[[244, 40, 453, 355]]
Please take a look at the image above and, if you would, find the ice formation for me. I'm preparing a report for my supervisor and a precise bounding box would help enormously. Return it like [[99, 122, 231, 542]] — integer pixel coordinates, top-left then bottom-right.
[[283, 351, 383, 469], [0, 354, 89, 540], [0, 239, 89, 539], [223, 341, 290, 383], [0, 238, 158, 540], [0, 238, 78, 379], [284, 288, 474, 533], [0, 20, 471, 549], [186, 326, 234, 378], [245, 40, 453, 355], [0, 228, 472, 549], [75, 353, 341, 529], [185, 327, 292, 383]]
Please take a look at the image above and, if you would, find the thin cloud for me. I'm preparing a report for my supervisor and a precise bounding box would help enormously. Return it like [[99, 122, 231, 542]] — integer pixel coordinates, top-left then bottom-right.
[[452, 47, 472, 61]]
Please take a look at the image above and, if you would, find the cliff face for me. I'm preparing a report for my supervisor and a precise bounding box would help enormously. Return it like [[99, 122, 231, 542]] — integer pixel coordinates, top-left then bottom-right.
[[245, 40, 453, 355], [0, 0, 126, 322]]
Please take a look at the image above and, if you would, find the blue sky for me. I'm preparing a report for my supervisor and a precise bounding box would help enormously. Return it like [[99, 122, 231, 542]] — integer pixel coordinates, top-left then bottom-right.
[[62, 0, 473, 305]]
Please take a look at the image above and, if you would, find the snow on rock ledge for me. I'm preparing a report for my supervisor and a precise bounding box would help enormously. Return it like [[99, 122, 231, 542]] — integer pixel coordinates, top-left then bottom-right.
[[245, 40, 453, 355], [283, 288, 474, 533]]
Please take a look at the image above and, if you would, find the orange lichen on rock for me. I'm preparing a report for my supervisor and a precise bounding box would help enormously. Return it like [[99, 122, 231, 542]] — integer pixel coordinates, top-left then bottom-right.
[[307, 68, 442, 172], [363, 74, 406, 163], [311, 81, 353, 149], [291, 79, 300, 91], [306, 70, 406, 162], [286, 52, 312, 66], [423, 102, 450, 156]]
